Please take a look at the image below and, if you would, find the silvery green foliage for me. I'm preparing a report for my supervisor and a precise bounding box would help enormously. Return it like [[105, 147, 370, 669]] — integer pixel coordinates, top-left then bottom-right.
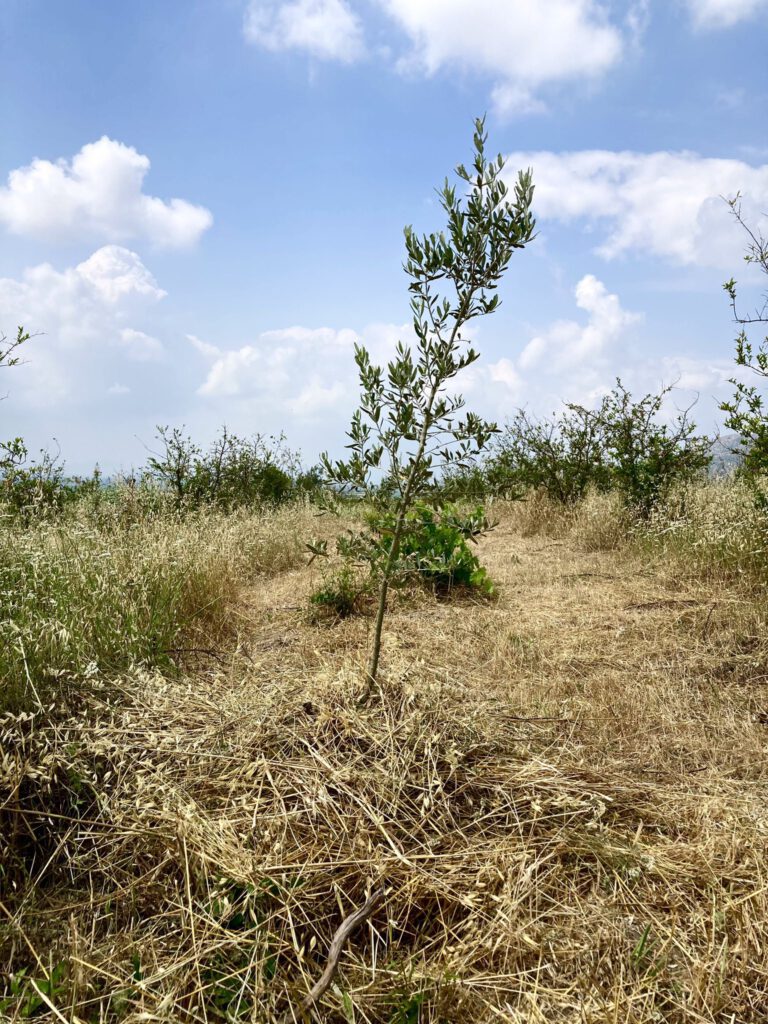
[[312, 118, 535, 697]]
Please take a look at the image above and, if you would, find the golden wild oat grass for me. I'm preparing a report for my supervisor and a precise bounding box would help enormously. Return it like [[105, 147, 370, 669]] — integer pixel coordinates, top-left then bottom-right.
[[1, 486, 767, 1023]]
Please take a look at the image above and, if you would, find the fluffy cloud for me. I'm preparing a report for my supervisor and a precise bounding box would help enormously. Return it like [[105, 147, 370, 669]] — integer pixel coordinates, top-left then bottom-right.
[[192, 286, 649, 439], [244, 0, 365, 61], [462, 275, 640, 416], [243, 1, 630, 113], [118, 328, 164, 362], [381, 0, 623, 114], [506, 148, 768, 266], [0, 246, 167, 405], [518, 274, 641, 372], [685, 0, 768, 28], [469, 275, 742, 431], [195, 322, 408, 414], [0, 137, 212, 247]]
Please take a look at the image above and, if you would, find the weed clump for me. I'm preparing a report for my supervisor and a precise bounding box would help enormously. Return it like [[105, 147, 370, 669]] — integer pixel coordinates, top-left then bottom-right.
[[386, 503, 496, 596], [309, 563, 371, 621]]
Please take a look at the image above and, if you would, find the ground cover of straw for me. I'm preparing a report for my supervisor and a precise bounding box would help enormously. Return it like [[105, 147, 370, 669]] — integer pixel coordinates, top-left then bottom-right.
[[2, 501, 768, 1023]]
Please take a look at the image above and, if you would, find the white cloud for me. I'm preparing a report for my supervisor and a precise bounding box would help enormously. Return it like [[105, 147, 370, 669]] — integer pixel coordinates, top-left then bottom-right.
[[195, 322, 409, 417], [76, 246, 167, 303], [518, 274, 641, 372], [657, 354, 735, 392], [378, 0, 624, 114], [186, 333, 222, 359], [626, 0, 651, 43], [488, 357, 522, 391], [244, 0, 365, 61], [118, 328, 164, 362], [0, 246, 166, 405], [468, 276, 742, 431], [506, 148, 768, 266], [243, 1, 629, 112], [288, 378, 347, 415], [685, 0, 768, 29], [0, 137, 212, 247]]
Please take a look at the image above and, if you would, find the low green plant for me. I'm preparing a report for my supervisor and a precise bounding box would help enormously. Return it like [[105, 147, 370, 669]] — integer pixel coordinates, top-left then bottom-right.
[[0, 963, 67, 1018], [309, 562, 370, 620], [382, 503, 495, 596]]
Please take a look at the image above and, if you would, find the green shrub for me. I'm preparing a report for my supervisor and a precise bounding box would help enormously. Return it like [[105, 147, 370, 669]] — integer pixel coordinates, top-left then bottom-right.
[[490, 404, 607, 504], [309, 563, 370, 620], [147, 425, 314, 511], [382, 503, 495, 596], [599, 380, 711, 518], [491, 381, 711, 517], [720, 196, 768, 488]]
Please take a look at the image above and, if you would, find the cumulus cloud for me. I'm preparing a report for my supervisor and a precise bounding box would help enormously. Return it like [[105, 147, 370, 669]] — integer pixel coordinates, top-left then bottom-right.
[[380, 0, 624, 114], [506, 148, 768, 265], [244, 0, 365, 61], [465, 276, 741, 432], [463, 275, 640, 417], [518, 274, 641, 372], [118, 328, 164, 362], [0, 246, 167, 405], [685, 0, 768, 29], [0, 137, 212, 247], [243, 1, 629, 113], [194, 322, 409, 415]]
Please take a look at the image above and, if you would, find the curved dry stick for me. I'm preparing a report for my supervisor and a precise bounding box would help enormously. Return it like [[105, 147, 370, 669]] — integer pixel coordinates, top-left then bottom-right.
[[300, 886, 386, 1014]]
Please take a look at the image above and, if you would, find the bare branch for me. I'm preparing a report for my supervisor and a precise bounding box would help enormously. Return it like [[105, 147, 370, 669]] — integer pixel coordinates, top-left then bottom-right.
[[296, 886, 386, 1016]]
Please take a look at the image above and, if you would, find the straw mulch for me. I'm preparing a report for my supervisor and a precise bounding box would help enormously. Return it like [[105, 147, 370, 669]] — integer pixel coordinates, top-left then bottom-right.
[[2, 509, 768, 1023]]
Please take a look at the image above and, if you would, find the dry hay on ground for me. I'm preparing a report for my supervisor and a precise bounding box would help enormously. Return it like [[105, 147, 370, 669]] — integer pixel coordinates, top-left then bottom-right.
[[2, 509, 768, 1023]]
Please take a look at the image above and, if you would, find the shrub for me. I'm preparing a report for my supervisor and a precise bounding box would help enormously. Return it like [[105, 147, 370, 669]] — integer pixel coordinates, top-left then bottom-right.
[[492, 381, 711, 518], [309, 563, 370, 621], [383, 503, 495, 596], [599, 380, 711, 517], [147, 425, 308, 510], [720, 195, 768, 486], [490, 404, 607, 504]]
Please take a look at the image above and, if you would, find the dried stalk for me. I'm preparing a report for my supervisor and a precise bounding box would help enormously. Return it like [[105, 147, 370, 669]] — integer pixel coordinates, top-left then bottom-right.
[[296, 886, 386, 1017]]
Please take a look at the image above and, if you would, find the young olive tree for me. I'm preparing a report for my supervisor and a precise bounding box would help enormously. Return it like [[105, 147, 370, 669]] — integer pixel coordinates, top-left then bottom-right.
[[721, 195, 768, 479], [314, 119, 535, 700], [1, 327, 31, 481]]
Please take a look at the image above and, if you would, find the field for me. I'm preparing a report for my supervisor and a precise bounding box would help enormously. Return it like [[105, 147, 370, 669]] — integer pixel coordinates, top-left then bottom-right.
[[2, 487, 768, 1023]]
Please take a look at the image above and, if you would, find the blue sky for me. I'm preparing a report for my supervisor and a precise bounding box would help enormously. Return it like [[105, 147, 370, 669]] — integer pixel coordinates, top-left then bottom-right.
[[1, 0, 767, 473]]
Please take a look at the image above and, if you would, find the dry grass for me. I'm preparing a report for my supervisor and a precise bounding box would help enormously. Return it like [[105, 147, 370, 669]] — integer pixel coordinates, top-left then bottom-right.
[[0, 503, 314, 712], [2, 497, 768, 1022]]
